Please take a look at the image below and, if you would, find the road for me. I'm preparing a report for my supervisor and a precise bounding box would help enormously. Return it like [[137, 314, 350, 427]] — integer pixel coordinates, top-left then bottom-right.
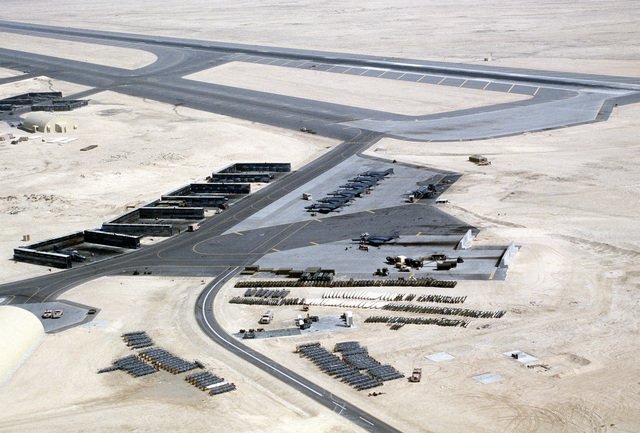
[[1, 21, 640, 433]]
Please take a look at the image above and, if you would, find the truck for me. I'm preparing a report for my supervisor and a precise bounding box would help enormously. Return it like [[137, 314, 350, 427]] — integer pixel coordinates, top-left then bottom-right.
[[409, 368, 422, 382], [259, 310, 273, 324]]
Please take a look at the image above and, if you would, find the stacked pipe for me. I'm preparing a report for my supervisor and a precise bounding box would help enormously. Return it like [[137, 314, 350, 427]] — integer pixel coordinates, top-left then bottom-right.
[[122, 331, 154, 349], [229, 297, 304, 306], [185, 371, 224, 390], [243, 288, 290, 298], [334, 342, 403, 382], [138, 348, 198, 374], [235, 277, 456, 289], [298, 343, 382, 391], [365, 315, 470, 328], [382, 303, 505, 318], [98, 355, 157, 377]]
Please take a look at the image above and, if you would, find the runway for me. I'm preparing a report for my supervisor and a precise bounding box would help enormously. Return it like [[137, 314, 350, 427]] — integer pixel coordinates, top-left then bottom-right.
[[1, 21, 640, 433]]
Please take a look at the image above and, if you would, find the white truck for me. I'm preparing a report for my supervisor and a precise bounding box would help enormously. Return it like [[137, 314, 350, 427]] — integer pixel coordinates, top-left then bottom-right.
[[259, 310, 273, 324]]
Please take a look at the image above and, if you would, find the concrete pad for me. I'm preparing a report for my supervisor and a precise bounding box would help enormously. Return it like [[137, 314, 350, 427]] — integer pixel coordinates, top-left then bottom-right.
[[300, 314, 355, 335], [14, 301, 97, 333], [472, 373, 504, 384], [426, 352, 455, 363], [503, 350, 538, 363], [226, 156, 447, 234]]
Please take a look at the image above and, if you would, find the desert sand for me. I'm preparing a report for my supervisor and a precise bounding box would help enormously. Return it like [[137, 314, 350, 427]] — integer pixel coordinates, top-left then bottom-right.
[[1, 1, 639, 433]]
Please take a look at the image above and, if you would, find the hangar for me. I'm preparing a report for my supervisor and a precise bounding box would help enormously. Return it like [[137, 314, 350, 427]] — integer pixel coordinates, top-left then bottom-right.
[[21, 112, 78, 133], [0, 306, 45, 385]]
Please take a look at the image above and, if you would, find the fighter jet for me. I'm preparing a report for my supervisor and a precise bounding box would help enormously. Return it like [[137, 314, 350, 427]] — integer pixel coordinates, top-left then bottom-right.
[[344, 177, 379, 187], [53, 245, 86, 261], [328, 185, 368, 198], [352, 233, 398, 246], [360, 168, 393, 178], [317, 196, 352, 205], [309, 202, 343, 213]]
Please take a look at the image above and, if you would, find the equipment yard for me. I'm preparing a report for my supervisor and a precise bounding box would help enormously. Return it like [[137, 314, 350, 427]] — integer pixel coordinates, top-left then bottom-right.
[[1, 2, 639, 433]]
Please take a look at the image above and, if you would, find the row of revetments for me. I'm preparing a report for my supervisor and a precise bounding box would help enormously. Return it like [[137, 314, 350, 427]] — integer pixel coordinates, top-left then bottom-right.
[[13, 163, 291, 268]]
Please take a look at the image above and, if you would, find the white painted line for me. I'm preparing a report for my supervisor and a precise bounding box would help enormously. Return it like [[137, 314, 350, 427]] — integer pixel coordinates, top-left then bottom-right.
[[202, 268, 322, 397], [360, 417, 374, 426]]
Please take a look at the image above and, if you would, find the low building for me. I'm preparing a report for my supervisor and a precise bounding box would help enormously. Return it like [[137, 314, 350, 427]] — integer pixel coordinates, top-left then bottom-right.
[[21, 112, 78, 133]]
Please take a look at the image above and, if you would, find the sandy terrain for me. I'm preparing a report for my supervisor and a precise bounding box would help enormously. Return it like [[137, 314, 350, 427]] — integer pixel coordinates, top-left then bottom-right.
[[2, 0, 639, 77], [186, 62, 528, 116], [0, 276, 360, 433], [0, 32, 157, 70], [0, 1, 639, 432], [0, 80, 337, 284]]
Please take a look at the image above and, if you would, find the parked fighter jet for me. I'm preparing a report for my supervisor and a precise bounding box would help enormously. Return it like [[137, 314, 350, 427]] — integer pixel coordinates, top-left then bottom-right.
[[309, 202, 343, 213], [328, 185, 368, 198], [347, 175, 380, 184], [53, 245, 86, 261], [360, 168, 393, 178], [353, 233, 398, 246]]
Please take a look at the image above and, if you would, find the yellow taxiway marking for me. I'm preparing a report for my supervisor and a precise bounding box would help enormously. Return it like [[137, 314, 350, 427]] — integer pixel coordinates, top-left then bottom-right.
[[482, 82, 491, 90], [396, 73, 406, 80], [366, 210, 375, 214], [459, 79, 468, 87], [314, 218, 323, 223], [437, 77, 446, 85], [272, 248, 280, 252], [234, 232, 243, 236], [507, 84, 515, 93], [310, 242, 319, 245], [533, 87, 540, 96], [416, 231, 422, 236], [489, 273, 495, 280]]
